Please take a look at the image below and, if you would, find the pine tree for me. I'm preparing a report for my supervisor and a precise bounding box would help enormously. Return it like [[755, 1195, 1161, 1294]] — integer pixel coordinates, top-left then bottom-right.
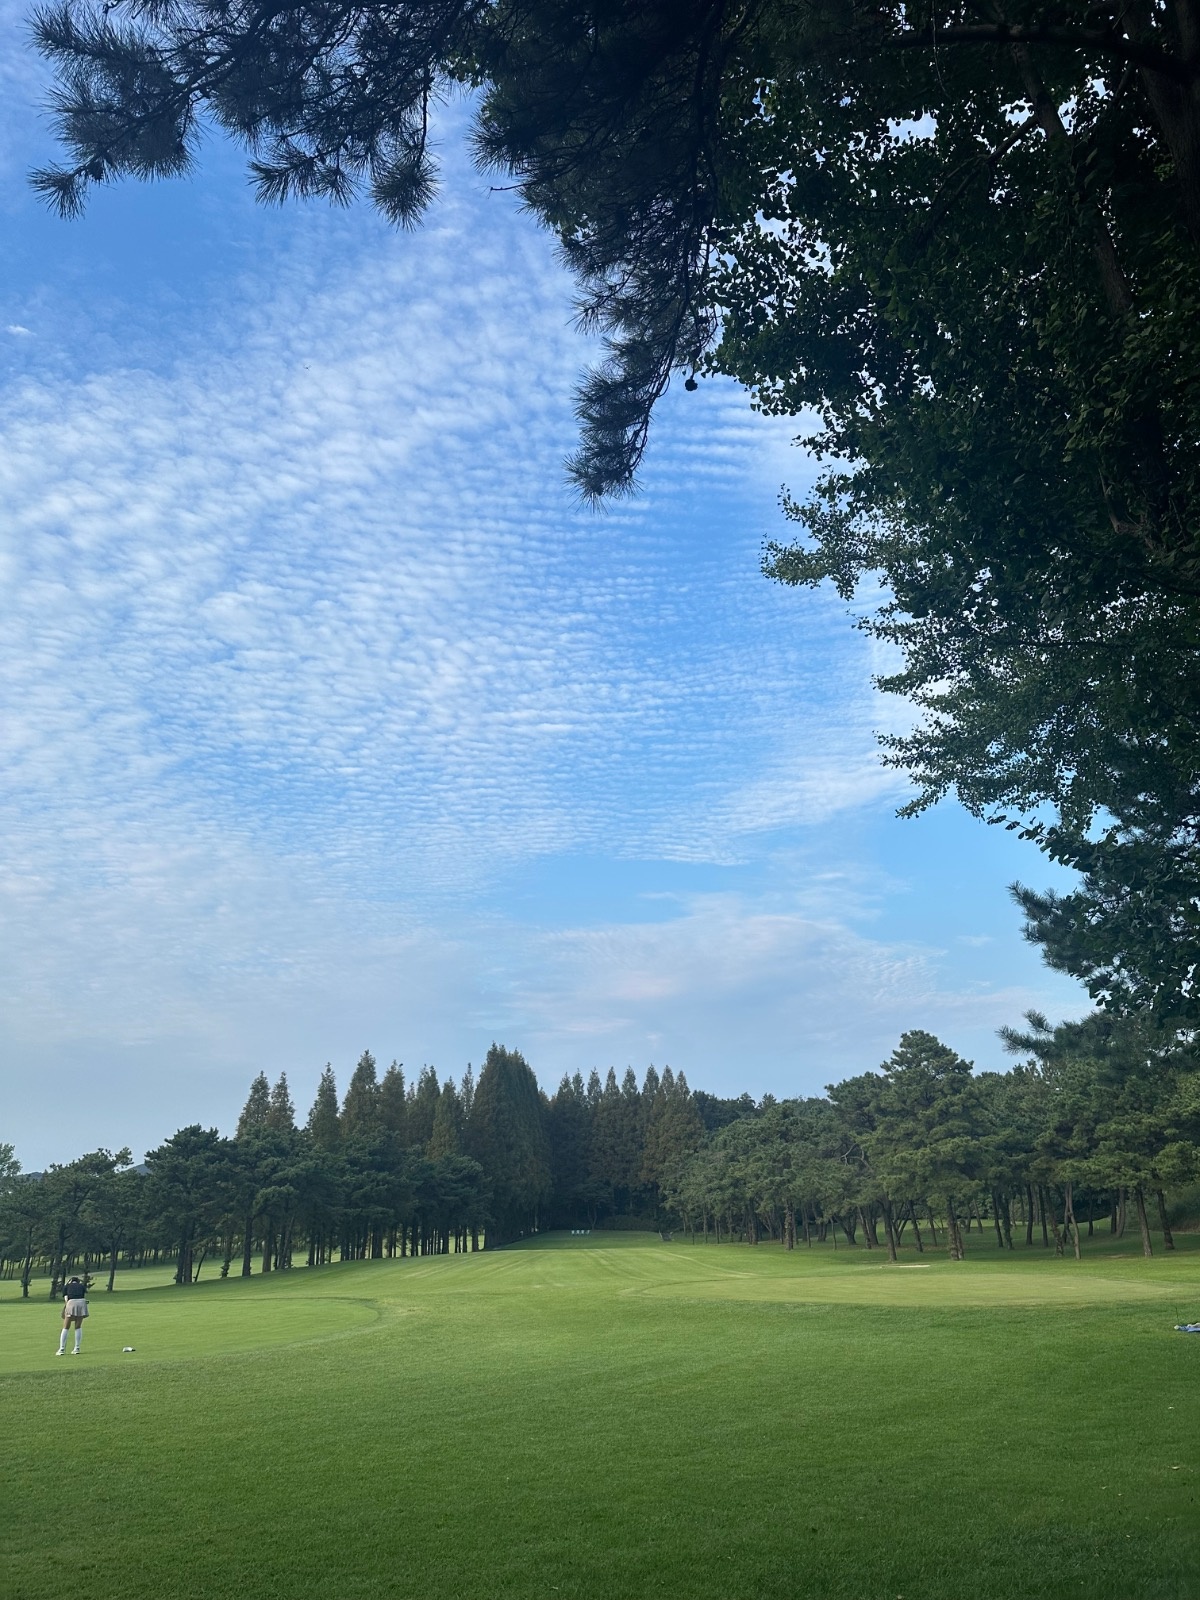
[[587, 1069, 624, 1218], [407, 1066, 441, 1151], [236, 1074, 271, 1139], [266, 1073, 296, 1132], [380, 1062, 407, 1140], [428, 1081, 464, 1160], [306, 1066, 340, 1150], [466, 1044, 550, 1246], [341, 1051, 381, 1137], [642, 1068, 703, 1209], [618, 1068, 644, 1208], [546, 1073, 592, 1227]]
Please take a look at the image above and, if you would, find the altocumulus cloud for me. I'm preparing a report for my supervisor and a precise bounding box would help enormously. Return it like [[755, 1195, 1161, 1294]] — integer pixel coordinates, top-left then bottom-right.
[[0, 95, 1082, 1163]]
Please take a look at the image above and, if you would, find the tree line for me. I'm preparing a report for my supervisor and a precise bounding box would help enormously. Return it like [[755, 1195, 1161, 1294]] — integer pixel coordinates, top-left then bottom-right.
[[4, 1015, 1197, 1296]]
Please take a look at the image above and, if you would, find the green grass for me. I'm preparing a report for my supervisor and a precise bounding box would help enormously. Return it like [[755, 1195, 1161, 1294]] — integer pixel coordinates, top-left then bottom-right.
[[4, 1233, 1199, 1599]]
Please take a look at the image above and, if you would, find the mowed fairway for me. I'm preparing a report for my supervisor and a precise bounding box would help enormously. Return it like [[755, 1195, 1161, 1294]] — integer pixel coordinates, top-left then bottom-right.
[[4, 1236, 1199, 1600]]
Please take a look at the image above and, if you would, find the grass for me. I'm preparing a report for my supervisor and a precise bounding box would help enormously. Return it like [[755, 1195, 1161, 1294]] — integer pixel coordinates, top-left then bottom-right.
[[3, 1232, 1199, 1599]]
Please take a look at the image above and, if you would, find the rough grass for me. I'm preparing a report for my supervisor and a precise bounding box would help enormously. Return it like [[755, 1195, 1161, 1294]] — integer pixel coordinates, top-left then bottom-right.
[[3, 1232, 1199, 1599]]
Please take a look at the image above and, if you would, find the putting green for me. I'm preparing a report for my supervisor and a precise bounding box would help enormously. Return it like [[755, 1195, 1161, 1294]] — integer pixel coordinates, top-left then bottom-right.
[[630, 1255, 1192, 1306]]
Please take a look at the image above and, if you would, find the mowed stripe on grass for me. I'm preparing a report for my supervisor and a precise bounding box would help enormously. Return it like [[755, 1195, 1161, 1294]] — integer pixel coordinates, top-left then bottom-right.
[[3, 1236, 1199, 1600]]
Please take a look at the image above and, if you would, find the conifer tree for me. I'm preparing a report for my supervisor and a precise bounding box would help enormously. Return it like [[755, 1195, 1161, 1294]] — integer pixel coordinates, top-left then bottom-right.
[[379, 1062, 407, 1141], [428, 1081, 464, 1160], [236, 1074, 271, 1139], [341, 1051, 381, 1137], [467, 1044, 550, 1246], [407, 1066, 441, 1151], [587, 1069, 624, 1217], [642, 1067, 703, 1209], [546, 1073, 591, 1226], [306, 1066, 340, 1151], [266, 1073, 296, 1132]]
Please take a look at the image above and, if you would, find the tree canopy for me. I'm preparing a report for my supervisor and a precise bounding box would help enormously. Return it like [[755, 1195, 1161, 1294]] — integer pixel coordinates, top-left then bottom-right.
[[5, 1017, 1198, 1295]]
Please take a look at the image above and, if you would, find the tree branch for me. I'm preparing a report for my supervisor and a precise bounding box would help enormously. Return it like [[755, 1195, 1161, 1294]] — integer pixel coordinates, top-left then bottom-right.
[[890, 23, 1195, 84]]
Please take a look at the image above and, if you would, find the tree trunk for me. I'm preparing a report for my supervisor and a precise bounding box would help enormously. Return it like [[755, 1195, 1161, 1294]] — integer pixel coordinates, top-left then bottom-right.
[[241, 1214, 254, 1277], [1155, 1188, 1175, 1250], [107, 1241, 119, 1293], [1068, 1177, 1088, 1260], [1134, 1186, 1154, 1258], [909, 1202, 924, 1254], [881, 1200, 898, 1262], [946, 1199, 964, 1260], [992, 1192, 1005, 1249]]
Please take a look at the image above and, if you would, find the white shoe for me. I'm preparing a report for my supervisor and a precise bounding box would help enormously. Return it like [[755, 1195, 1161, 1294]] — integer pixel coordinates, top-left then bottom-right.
[[55, 1348, 64, 1355]]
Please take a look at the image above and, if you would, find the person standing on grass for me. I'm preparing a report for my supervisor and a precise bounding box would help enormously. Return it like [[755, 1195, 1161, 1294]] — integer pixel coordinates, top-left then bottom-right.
[[57, 1275, 88, 1356]]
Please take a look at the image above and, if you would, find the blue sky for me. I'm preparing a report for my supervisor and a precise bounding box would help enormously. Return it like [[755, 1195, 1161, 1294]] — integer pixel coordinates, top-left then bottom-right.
[[0, 19, 1087, 1167]]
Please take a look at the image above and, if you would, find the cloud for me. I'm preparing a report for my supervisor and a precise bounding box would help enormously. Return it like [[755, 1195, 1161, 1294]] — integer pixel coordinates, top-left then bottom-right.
[[0, 104, 1087, 1168], [0, 169, 884, 903], [493, 890, 1076, 1093]]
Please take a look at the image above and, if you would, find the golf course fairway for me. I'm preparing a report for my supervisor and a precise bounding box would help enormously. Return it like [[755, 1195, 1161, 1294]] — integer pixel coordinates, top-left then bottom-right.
[[3, 1232, 1198, 1599]]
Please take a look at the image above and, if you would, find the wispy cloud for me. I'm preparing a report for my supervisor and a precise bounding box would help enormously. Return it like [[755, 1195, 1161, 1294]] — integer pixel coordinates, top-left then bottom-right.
[[0, 98, 1085, 1166], [494, 890, 1071, 1091]]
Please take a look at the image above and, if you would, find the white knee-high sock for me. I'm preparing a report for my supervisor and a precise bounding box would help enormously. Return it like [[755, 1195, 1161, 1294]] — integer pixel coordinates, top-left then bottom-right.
[[73, 1329, 82, 1352], [59, 1328, 68, 1353]]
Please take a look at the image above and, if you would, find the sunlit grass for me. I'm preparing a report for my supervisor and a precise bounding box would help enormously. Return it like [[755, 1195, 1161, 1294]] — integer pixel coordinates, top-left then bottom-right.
[[3, 1233, 1198, 1599]]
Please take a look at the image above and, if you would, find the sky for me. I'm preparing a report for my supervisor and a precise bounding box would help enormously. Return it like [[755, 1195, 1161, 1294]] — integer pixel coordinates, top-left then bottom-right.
[[0, 10, 1088, 1168]]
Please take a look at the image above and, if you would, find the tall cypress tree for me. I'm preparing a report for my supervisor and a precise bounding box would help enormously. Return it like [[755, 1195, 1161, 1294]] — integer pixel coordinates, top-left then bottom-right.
[[617, 1068, 644, 1209], [236, 1073, 271, 1138], [380, 1062, 407, 1141], [306, 1066, 340, 1150], [407, 1066, 441, 1151], [588, 1069, 624, 1218], [341, 1051, 381, 1137], [266, 1073, 296, 1132], [466, 1044, 550, 1246], [428, 1081, 464, 1160], [642, 1067, 703, 1211], [546, 1073, 591, 1227]]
